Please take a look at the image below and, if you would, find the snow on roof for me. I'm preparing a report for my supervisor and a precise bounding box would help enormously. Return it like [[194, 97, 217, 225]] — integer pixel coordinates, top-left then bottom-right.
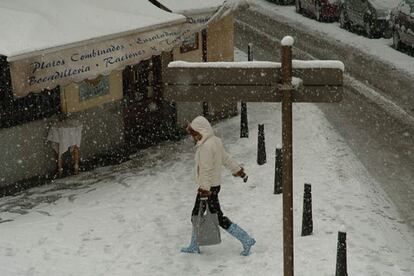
[[156, 0, 226, 15], [0, 0, 185, 58]]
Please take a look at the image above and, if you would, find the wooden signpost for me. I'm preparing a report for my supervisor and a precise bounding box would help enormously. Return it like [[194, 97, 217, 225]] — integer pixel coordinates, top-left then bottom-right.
[[165, 36, 344, 276]]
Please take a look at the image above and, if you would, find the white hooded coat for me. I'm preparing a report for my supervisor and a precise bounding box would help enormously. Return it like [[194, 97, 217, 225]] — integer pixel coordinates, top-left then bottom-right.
[[189, 116, 241, 190]]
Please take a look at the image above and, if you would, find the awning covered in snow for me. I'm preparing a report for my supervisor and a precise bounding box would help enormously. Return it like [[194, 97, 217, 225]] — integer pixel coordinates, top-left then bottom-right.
[[155, 0, 228, 28], [0, 0, 240, 98], [156, 0, 226, 15], [156, 0, 248, 26], [0, 0, 185, 59]]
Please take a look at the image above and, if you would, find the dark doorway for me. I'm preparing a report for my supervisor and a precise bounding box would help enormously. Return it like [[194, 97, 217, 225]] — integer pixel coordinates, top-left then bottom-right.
[[122, 55, 177, 149]]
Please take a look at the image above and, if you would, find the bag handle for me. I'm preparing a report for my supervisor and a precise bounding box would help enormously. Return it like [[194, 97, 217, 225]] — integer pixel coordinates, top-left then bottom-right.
[[198, 198, 210, 217]]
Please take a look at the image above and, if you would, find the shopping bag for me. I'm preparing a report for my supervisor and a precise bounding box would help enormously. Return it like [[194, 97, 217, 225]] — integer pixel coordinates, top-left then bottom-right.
[[192, 199, 221, 246]]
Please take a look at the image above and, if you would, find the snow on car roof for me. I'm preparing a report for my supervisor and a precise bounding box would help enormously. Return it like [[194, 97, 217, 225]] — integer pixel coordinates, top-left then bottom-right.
[[404, 0, 414, 7], [370, 0, 401, 10], [0, 0, 185, 58]]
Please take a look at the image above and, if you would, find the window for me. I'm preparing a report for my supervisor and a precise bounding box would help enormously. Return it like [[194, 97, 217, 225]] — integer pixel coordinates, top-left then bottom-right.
[[0, 56, 61, 129], [180, 33, 200, 53], [122, 56, 162, 104]]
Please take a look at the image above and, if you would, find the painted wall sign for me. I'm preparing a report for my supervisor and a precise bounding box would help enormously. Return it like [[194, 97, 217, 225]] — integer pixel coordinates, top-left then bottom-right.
[[8, 13, 217, 98], [79, 75, 109, 101]]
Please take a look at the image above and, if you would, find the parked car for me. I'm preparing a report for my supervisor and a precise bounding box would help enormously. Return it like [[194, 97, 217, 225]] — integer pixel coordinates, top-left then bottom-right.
[[295, 0, 340, 22], [390, 0, 414, 50], [338, 0, 401, 38]]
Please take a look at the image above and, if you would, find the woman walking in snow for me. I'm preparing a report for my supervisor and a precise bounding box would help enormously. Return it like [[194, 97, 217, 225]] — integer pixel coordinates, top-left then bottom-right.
[[181, 115, 255, 256]]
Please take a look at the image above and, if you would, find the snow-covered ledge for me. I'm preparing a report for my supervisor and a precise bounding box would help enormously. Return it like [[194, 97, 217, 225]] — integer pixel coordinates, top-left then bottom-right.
[[292, 60, 345, 71], [168, 60, 280, 68], [168, 60, 345, 71]]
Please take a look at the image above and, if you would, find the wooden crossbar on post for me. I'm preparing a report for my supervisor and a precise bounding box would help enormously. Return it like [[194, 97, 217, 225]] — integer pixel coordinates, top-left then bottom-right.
[[164, 38, 344, 276], [164, 62, 343, 103]]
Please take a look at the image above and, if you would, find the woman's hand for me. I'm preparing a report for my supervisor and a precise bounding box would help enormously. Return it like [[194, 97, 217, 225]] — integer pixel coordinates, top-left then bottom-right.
[[233, 168, 248, 182], [233, 168, 246, 178], [198, 188, 211, 198]]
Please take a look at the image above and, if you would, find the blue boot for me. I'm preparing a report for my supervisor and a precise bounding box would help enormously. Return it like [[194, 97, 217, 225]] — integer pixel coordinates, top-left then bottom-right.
[[180, 228, 200, 254], [226, 223, 256, 256]]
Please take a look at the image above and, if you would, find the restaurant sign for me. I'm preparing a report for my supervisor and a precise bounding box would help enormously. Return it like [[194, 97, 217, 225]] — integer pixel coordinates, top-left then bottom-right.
[[8, 12, 219, 98]]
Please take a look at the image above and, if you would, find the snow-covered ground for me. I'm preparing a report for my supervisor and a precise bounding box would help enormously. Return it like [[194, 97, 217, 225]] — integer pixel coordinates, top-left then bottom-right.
[[253, 0, 414, 78], [0, 49, 413, 276]]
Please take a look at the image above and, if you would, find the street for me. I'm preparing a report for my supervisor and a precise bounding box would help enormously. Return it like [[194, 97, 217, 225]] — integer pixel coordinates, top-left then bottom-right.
[[235, 2, 414, 231]]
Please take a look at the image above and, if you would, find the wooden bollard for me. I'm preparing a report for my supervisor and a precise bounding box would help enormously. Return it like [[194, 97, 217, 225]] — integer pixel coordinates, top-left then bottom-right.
[[274, 146, 282, 194], [335, 227, 348, 276], [301, 183, 313, 236], [240, 43, 253, 138], [257, 124, 266, 165], [240, 103, 248, 138]]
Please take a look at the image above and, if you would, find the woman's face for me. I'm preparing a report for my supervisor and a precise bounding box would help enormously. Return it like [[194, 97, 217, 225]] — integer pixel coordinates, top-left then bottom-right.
[[192, 132, 202, 142], [187, 125, 202, 142]]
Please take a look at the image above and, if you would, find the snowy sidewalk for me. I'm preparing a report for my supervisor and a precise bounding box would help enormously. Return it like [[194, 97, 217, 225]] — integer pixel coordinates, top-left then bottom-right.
[[0, 98, 413, 275]]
